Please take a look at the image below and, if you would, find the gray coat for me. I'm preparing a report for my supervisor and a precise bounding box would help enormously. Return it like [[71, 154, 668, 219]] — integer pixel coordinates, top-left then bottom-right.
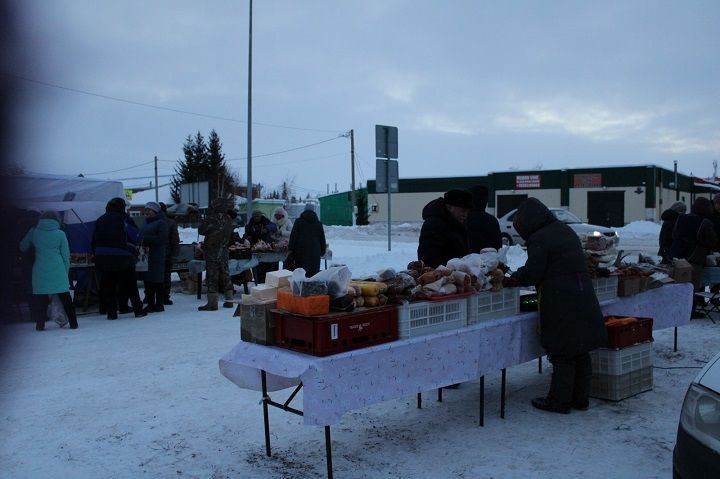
[[140, 213, 168, 283]]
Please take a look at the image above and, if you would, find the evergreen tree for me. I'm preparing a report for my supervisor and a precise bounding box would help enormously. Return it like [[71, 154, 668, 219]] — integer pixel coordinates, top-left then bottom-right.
[[355, 191, 369, 225], [170, 130, 238, 203]]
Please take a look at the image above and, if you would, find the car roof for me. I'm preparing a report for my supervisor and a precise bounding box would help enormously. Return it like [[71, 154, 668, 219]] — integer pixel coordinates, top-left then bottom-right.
[[697, 351, 720, 393]]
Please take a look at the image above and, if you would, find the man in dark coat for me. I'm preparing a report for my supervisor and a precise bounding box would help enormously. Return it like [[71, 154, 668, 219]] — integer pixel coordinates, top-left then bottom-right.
[[417, 189, 473, 268], [92, 197, 146, 319], [670, 196, 717, 296], [658, 201, 686, 264], [159, 202, 181, 305], [511, 197, 607, 414], [243, 209, 277, 283], [466, 185, 502, 252], [139, 202, 168, 313], [198, 198, 235, 311], [288, 203, 326, 277]]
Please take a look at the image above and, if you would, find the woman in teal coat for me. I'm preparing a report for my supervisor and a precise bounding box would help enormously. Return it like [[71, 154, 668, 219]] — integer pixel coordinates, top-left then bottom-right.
[[19, 210, 78, 330]]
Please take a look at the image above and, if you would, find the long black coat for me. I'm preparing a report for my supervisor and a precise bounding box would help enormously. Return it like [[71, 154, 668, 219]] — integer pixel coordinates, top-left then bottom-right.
[[288, 210, 326, 277], [670, 213, 716, 266], [658, 208, 680, 263], [92, 202, 134, 272], [417, 198, 468, 268], [512, 198, 607, 356]]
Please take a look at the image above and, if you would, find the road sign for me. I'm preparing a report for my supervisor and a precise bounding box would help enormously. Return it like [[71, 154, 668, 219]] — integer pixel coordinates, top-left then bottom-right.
[[375, 125, 398, 159], [375, 159, 399, 193]]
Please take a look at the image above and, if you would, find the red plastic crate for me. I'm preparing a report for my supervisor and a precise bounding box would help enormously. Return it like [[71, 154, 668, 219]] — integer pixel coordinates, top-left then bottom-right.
[[273, 306, 399, 356], [605, 316, 653, 349]]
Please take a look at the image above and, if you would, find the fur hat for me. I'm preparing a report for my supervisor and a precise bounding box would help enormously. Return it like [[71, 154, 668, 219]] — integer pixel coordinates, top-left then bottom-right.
[[470, 185, 489, 210], [669, 201, 687, 214], [304, 203, 316, 212], [274, 207, 288, 218], [144, 202, 161, 213], [443, 189, 473, 209]]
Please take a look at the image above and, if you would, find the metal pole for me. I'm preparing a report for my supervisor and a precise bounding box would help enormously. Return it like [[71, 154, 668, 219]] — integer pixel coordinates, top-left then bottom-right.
[[350, 129, 356, 226], [154, 156, 159, 202], [387, 158, 391, 251], [261, 370, 271, 456], [674, 160, 679, 201], [246, 0, 254, 224], [324, 426, 334, 479]]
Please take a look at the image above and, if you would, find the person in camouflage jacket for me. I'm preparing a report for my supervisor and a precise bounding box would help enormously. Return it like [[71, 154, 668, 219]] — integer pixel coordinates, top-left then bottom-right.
[[198, 198, 235, 311]]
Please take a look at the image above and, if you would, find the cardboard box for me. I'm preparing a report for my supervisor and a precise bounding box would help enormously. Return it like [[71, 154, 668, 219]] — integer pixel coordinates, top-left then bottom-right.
[[265, 269, 293, 289], [250, 284, 278, 301], [672, 259, 693, 283], [617, 277, 641, 296], [240, 300, 277, 345]]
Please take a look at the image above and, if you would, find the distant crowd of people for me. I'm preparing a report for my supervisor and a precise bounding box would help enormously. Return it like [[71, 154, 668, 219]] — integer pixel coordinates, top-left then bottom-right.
[[19, 197, 327, 328]]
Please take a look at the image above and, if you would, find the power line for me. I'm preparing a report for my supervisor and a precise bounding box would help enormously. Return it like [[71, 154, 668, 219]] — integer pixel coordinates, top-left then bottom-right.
[[227, 135, 345, 161], [8, 73, 344, 134], [84, 160, 155, 175]]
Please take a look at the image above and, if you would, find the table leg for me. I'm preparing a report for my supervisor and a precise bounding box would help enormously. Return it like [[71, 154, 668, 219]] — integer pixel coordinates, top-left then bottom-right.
[[417, 393, 422, 409], [325, 426, 333, 479], [538, 356, 543, 374], [261, 370, 271, 456], [500, 368, 506, 419], [674, 327, 678, 352], [196, 272, 202, 300], [437, 388, 442, 402], [479, 375, 484, 427]]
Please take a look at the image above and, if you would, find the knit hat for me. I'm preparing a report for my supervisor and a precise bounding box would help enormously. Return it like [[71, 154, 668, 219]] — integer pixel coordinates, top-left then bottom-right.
[[144, 202, 161, 213], [443, 189, 473, 209], [470, 185, 489, 210], [40, 210, 61, 223], [669, 201, 687, 214], [304, 203, 316, 212]]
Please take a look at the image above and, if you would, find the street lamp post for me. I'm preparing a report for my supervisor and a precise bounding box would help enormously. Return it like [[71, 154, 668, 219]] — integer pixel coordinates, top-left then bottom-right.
[[246, 0, 253, 224]]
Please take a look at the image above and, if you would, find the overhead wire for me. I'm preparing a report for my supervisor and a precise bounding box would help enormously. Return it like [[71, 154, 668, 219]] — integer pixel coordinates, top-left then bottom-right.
[[8, 73, 344, 134]]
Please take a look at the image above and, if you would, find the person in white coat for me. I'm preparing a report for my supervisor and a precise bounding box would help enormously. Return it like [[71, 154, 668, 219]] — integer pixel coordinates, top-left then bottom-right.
[[271, 207, 293, 240]]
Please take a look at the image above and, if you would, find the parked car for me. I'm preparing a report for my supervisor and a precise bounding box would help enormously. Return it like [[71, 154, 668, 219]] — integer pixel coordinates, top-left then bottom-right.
[[497, 207, 620, 246], [673, 351, 720, 478]]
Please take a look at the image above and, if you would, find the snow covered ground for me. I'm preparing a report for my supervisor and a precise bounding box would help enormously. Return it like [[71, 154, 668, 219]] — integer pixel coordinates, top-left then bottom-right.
[[1, 221, 718, 478]]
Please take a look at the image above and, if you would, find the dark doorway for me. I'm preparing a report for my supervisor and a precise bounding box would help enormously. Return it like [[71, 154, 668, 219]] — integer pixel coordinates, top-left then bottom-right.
[[496, 194, 528, 218], [587, 191, 625, 227]]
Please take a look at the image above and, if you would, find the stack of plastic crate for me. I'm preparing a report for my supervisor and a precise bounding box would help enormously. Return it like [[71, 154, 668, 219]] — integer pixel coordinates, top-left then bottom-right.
[[589, 317, 654, 401], [467, 288, 520, 324], [592, 276, 619, 303]]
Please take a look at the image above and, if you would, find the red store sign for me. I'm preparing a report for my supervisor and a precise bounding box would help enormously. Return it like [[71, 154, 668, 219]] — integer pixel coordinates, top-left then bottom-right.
[[515, 174, 541, 189]]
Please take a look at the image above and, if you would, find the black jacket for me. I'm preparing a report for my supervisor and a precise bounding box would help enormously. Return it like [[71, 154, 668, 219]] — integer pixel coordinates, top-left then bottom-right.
[[658, 208, 680, 263], [512, 198, 607, 355], [466, 210, 502, 252], [92, 202, 134, 272], [288, 210, 326, 277], [417, 198, 468, 268], [670, 213, 716, 266]]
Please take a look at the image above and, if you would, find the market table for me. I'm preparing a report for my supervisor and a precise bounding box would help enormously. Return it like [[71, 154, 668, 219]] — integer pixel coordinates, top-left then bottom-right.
[[219, 282, 693, 478]]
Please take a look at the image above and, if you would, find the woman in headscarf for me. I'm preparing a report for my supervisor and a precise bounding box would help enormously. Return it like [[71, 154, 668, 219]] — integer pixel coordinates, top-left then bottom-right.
[[19, 210, 78, 331], [271, 207, 293, 240], [139, 202, 168, 313]]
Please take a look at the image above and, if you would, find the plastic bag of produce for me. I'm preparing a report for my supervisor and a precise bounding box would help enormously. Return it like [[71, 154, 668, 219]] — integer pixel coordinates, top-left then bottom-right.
[[310, 265, 352, 299]]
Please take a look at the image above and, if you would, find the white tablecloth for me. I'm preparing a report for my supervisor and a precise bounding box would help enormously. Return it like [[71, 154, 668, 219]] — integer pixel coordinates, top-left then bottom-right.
[[219, 282, 693, 426]]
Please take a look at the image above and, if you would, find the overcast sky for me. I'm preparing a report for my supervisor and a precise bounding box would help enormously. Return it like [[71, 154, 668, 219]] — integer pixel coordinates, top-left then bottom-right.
[[9, 0, 720, 200]]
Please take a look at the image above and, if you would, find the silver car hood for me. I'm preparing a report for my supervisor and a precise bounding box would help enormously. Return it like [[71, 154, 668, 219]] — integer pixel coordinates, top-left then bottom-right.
[[567, 223, 617, 236], [697, 351, 720, 394]]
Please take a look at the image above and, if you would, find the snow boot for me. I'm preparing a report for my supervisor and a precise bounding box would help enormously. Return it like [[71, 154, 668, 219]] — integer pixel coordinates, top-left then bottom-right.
[[198, 294, 219, 311]]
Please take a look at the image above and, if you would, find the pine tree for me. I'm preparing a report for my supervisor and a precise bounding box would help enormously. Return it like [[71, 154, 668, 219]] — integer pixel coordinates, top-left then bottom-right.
[[355, 191, 369, 225], [170, 130, 238, 203]]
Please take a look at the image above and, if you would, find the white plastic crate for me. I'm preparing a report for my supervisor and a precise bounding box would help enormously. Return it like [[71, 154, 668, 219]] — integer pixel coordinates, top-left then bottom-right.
[[397, 298, 467, 338], [592, 276, 619, 302], [467, 288, 520, 324], [590, 342, 653, 376], [590, 366, 653, 401]]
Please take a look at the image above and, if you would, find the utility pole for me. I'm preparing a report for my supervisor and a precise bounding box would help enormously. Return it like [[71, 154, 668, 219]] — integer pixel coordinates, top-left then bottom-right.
[[245, 0, 254, 224], [674, 160, 679, 201], [350, 129, 356, 226], [154, 156, 159, 202]]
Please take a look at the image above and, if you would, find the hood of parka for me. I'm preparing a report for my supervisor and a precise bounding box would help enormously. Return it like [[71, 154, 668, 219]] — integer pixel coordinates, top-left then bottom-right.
[[513, 198, 557, 241]]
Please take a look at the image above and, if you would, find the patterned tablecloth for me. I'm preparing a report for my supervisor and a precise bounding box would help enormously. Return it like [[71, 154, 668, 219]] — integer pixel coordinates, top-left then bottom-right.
[[219, 282, 693, 426]]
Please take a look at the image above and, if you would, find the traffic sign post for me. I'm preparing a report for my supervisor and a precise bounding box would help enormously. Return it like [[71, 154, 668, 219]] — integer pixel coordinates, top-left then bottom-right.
[[375, 125, 399, 251]]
